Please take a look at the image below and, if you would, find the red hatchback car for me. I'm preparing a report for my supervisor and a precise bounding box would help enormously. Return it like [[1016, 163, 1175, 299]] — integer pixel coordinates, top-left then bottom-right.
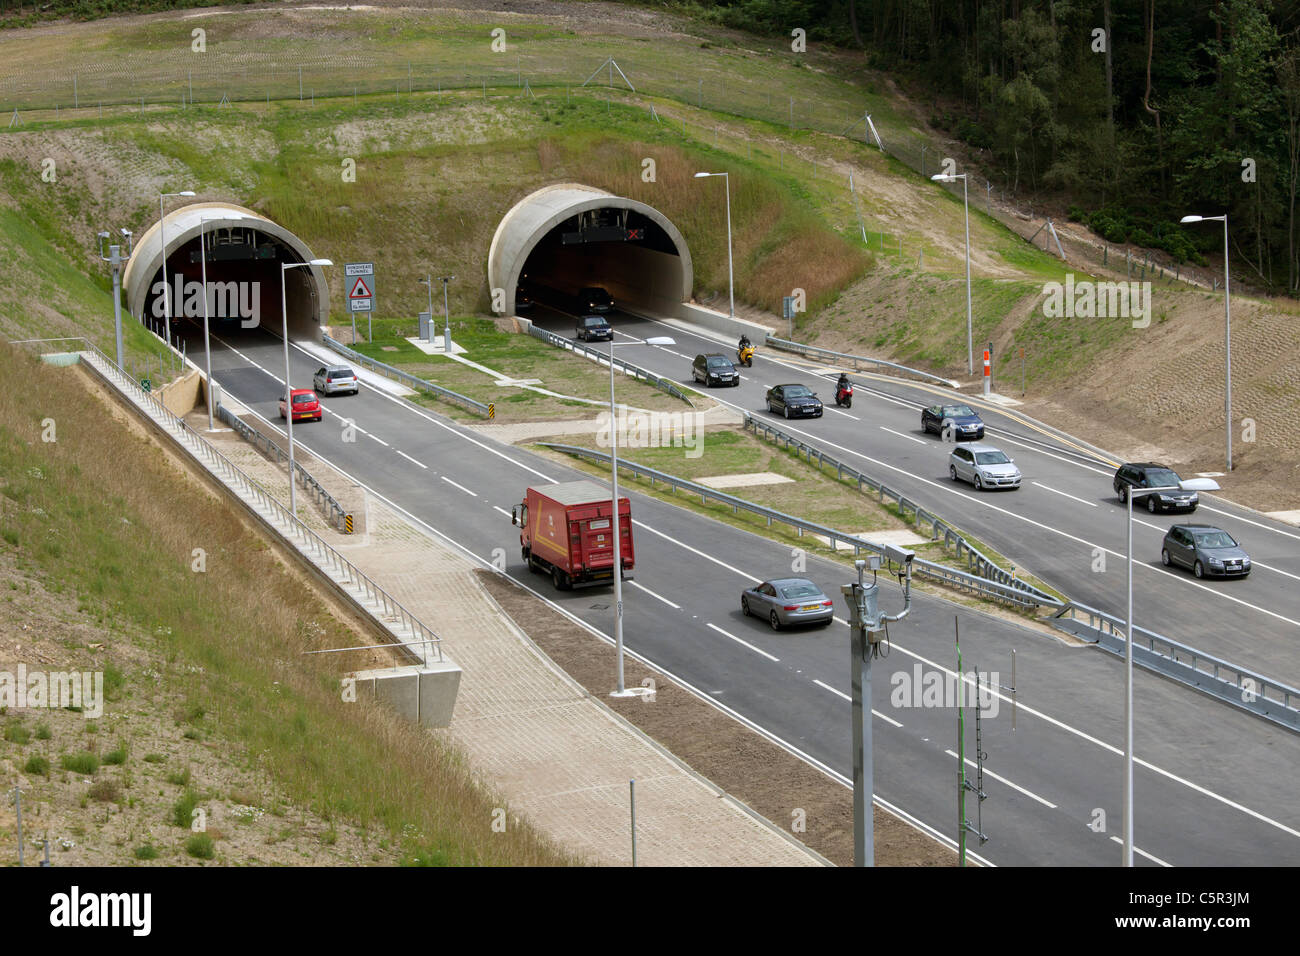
[[279, 388, 322, 422]]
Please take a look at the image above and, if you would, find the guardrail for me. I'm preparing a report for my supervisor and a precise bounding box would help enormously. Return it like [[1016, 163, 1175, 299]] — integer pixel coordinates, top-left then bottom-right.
[[742, 415, 1062, 607], [540, 442, 1053, 609], [526, 323, 693, 404], [764, 335, 957, 388], [321, 334, 491, 417], [215, 403, 349, 532], [25, 337, 444, 666], [1050, 602, 1300, 734]]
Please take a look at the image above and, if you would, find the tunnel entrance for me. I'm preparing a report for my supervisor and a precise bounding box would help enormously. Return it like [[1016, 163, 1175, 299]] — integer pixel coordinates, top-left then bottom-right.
[[488, 184, 693, 317], [123, 202, 330, 346]]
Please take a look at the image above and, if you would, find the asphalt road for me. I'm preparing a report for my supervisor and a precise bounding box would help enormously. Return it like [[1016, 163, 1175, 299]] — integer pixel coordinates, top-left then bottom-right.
[[527, 297, 1300, 691], [173, 317, 1300, 866]]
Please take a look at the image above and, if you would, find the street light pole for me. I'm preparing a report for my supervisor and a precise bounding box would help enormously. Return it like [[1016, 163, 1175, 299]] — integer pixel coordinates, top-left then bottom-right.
[[694, 171, 734, 317], [438, 275, 455, 351], [157, 190, 196, 355], [1180, 213, 1232, 471], [200, 216, 214, 431], [932, 172, 973, 374], [281, 259, 333, 517], [97, 228, 133, 369]]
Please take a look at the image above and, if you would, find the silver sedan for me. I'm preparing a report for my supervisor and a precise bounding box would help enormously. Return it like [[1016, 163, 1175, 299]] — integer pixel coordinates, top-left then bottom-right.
[[741, 578, 835, 631]]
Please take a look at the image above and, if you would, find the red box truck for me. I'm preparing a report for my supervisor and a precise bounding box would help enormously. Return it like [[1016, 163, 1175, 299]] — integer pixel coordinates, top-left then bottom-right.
[[512, 480, 634, 590]]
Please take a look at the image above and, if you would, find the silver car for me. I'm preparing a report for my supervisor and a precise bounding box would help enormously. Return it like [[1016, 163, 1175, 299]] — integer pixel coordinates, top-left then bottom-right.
[[949, 443, 1021, 490], [313, 365, 358, 396], [741, 578, 835, 631], [1161, 525, 1251, 579]]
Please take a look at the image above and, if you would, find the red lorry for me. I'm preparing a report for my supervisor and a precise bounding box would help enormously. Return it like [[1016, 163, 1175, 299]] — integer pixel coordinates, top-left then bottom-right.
[[512, 480, 634, 590]]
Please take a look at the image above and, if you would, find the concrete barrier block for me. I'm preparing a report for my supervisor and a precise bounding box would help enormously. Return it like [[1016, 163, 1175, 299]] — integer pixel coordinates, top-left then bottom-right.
[[354, 666, 421, 723], [417, 660, 463, 729]]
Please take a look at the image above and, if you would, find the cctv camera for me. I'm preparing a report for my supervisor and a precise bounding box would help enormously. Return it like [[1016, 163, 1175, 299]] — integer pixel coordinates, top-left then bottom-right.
[[884, 544, 915, 566]]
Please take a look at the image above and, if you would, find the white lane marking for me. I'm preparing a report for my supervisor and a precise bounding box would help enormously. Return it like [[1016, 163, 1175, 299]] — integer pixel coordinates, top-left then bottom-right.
[[880, 426, 927, 445], [368, 433, 390, 447], [395, 449, 429, 469], [1032, 481, 1099, 507], [286, 339, 555, 482], [707, 622, 779, 662], [813, 679, 850, 700], [492, 505, 513, 518], [440, 474, 477, 495], [632, 520, 762, 584], [1109, 835, 1173, 867], [628, 579, 682, 609], [810, 680, 903, 725], [825, 406, 861, 421], [946, 750, 1058, 808], [242, 333, 1299, 849]]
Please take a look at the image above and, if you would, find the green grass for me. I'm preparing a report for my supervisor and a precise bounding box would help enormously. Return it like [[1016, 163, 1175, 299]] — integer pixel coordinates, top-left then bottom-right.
[[0, 343, 572, 865], [23, 754, 50, 776], [171, 788, 201, 829], [133, 843, 160, 860], [3, 721, 31, 744], [184, 833, 215, 860], [60, 752, 100, 775]]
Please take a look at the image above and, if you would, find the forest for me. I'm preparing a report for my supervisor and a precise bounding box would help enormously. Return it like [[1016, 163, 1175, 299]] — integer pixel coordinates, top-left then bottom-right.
[[682, 0, 1300, 293]]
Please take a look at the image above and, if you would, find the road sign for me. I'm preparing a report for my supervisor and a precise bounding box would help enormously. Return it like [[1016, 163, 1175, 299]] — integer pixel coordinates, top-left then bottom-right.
[[344, 262, 374, 277], [348, 274, 375, 314], [488, 403, 495, 420], [782, 296, 795, 319], [140, 378, 152, 392]]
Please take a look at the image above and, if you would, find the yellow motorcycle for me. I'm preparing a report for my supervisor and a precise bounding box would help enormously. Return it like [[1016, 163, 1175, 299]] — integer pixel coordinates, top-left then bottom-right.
[[737, 340, 755, 367]]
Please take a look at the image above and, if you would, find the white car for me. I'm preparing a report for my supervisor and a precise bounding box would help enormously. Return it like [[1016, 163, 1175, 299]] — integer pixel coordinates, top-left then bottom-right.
[[313, 365, 358, 396], [949, 443, 1020, 490]]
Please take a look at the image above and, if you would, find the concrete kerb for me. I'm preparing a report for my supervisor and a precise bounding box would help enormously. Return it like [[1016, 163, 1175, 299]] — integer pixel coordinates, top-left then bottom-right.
[[471, 575, 833, 866]]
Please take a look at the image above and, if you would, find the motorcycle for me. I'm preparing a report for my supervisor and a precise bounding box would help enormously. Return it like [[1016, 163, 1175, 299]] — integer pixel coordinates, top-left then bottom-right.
[[737, 343, 755, 367], [835, 382, 853, 408]]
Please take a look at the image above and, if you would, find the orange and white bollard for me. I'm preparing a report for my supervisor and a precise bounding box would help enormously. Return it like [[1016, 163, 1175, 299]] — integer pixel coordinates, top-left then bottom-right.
[[983, 348, 991, 397]]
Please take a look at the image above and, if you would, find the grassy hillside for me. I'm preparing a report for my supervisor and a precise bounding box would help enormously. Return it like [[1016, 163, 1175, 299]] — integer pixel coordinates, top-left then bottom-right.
[[0, 341, 575, 865]]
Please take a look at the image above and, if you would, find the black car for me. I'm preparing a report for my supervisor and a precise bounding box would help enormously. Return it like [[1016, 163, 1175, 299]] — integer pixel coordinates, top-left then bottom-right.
[[575, 314, 612, 341], [921, 403, 985, 440], [1161, 525, 1250, 578], [766, 384, 823, 419], [1113, 462, 1198, 512], [578, 286, 614, 313], [693, 353, 739, 387]]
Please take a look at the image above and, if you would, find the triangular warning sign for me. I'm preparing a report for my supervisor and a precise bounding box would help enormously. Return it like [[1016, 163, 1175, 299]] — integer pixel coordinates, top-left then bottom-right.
[[348, 277, 372, 298]]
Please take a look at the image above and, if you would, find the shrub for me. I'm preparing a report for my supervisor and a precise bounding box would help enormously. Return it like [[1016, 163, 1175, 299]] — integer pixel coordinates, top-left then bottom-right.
[[165, 767, 191, 786], [60, 752, 99, 775], [134, 844, 158, 860], [184, 833, 215, 860], [35, 723, 51, 740], [3, 722, 30, 745], [103, 743, 127, 765], [171, 788, 200, 828], [23, 755, 50, 776], [88, 779, 121, 803]]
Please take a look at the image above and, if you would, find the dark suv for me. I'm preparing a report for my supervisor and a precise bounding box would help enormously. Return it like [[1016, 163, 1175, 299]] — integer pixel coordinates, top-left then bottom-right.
[[578, 286, 614, 313], [575, 314, 612, 341], [1113, 463, 1199, 513], [692, 353, 739, 387]]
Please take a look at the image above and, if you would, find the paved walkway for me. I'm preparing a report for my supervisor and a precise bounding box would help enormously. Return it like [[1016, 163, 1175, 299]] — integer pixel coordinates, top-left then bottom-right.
[[187, 404, 822, 866]]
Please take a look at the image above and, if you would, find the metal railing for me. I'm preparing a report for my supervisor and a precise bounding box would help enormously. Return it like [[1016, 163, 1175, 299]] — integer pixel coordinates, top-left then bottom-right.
[[764, 335, 957, 388], [321, 334, 491, 417], [742, 415, 1062, 606], [1050, 601, 1300, 734], [215, 403, 349, 532], [540, 442, 1054, 610], [526, 324, 692, 404], [27, 337, 444, 666]]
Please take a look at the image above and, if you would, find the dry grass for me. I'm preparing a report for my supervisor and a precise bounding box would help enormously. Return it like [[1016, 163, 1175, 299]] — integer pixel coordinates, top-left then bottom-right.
[[0, 342, 576, 865]]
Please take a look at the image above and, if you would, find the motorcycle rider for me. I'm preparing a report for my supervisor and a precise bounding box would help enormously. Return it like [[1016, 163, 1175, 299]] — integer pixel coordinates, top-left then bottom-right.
[[738, 334, 752, 353], [836, 372, 850, 396]]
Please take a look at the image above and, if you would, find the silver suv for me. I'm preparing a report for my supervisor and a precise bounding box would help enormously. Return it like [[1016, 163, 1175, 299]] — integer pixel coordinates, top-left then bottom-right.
[[313, 365, 358, 396], [949, 443, 1021, 490]]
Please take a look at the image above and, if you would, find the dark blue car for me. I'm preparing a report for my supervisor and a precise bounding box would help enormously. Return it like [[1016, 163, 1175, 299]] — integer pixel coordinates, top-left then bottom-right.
[[921, 403, 985, 441]]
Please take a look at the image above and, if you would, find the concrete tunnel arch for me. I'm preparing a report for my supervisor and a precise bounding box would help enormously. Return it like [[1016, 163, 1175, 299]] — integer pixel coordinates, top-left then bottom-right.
[[122, 201, 331, 342], [488, 184, 694, 316]]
